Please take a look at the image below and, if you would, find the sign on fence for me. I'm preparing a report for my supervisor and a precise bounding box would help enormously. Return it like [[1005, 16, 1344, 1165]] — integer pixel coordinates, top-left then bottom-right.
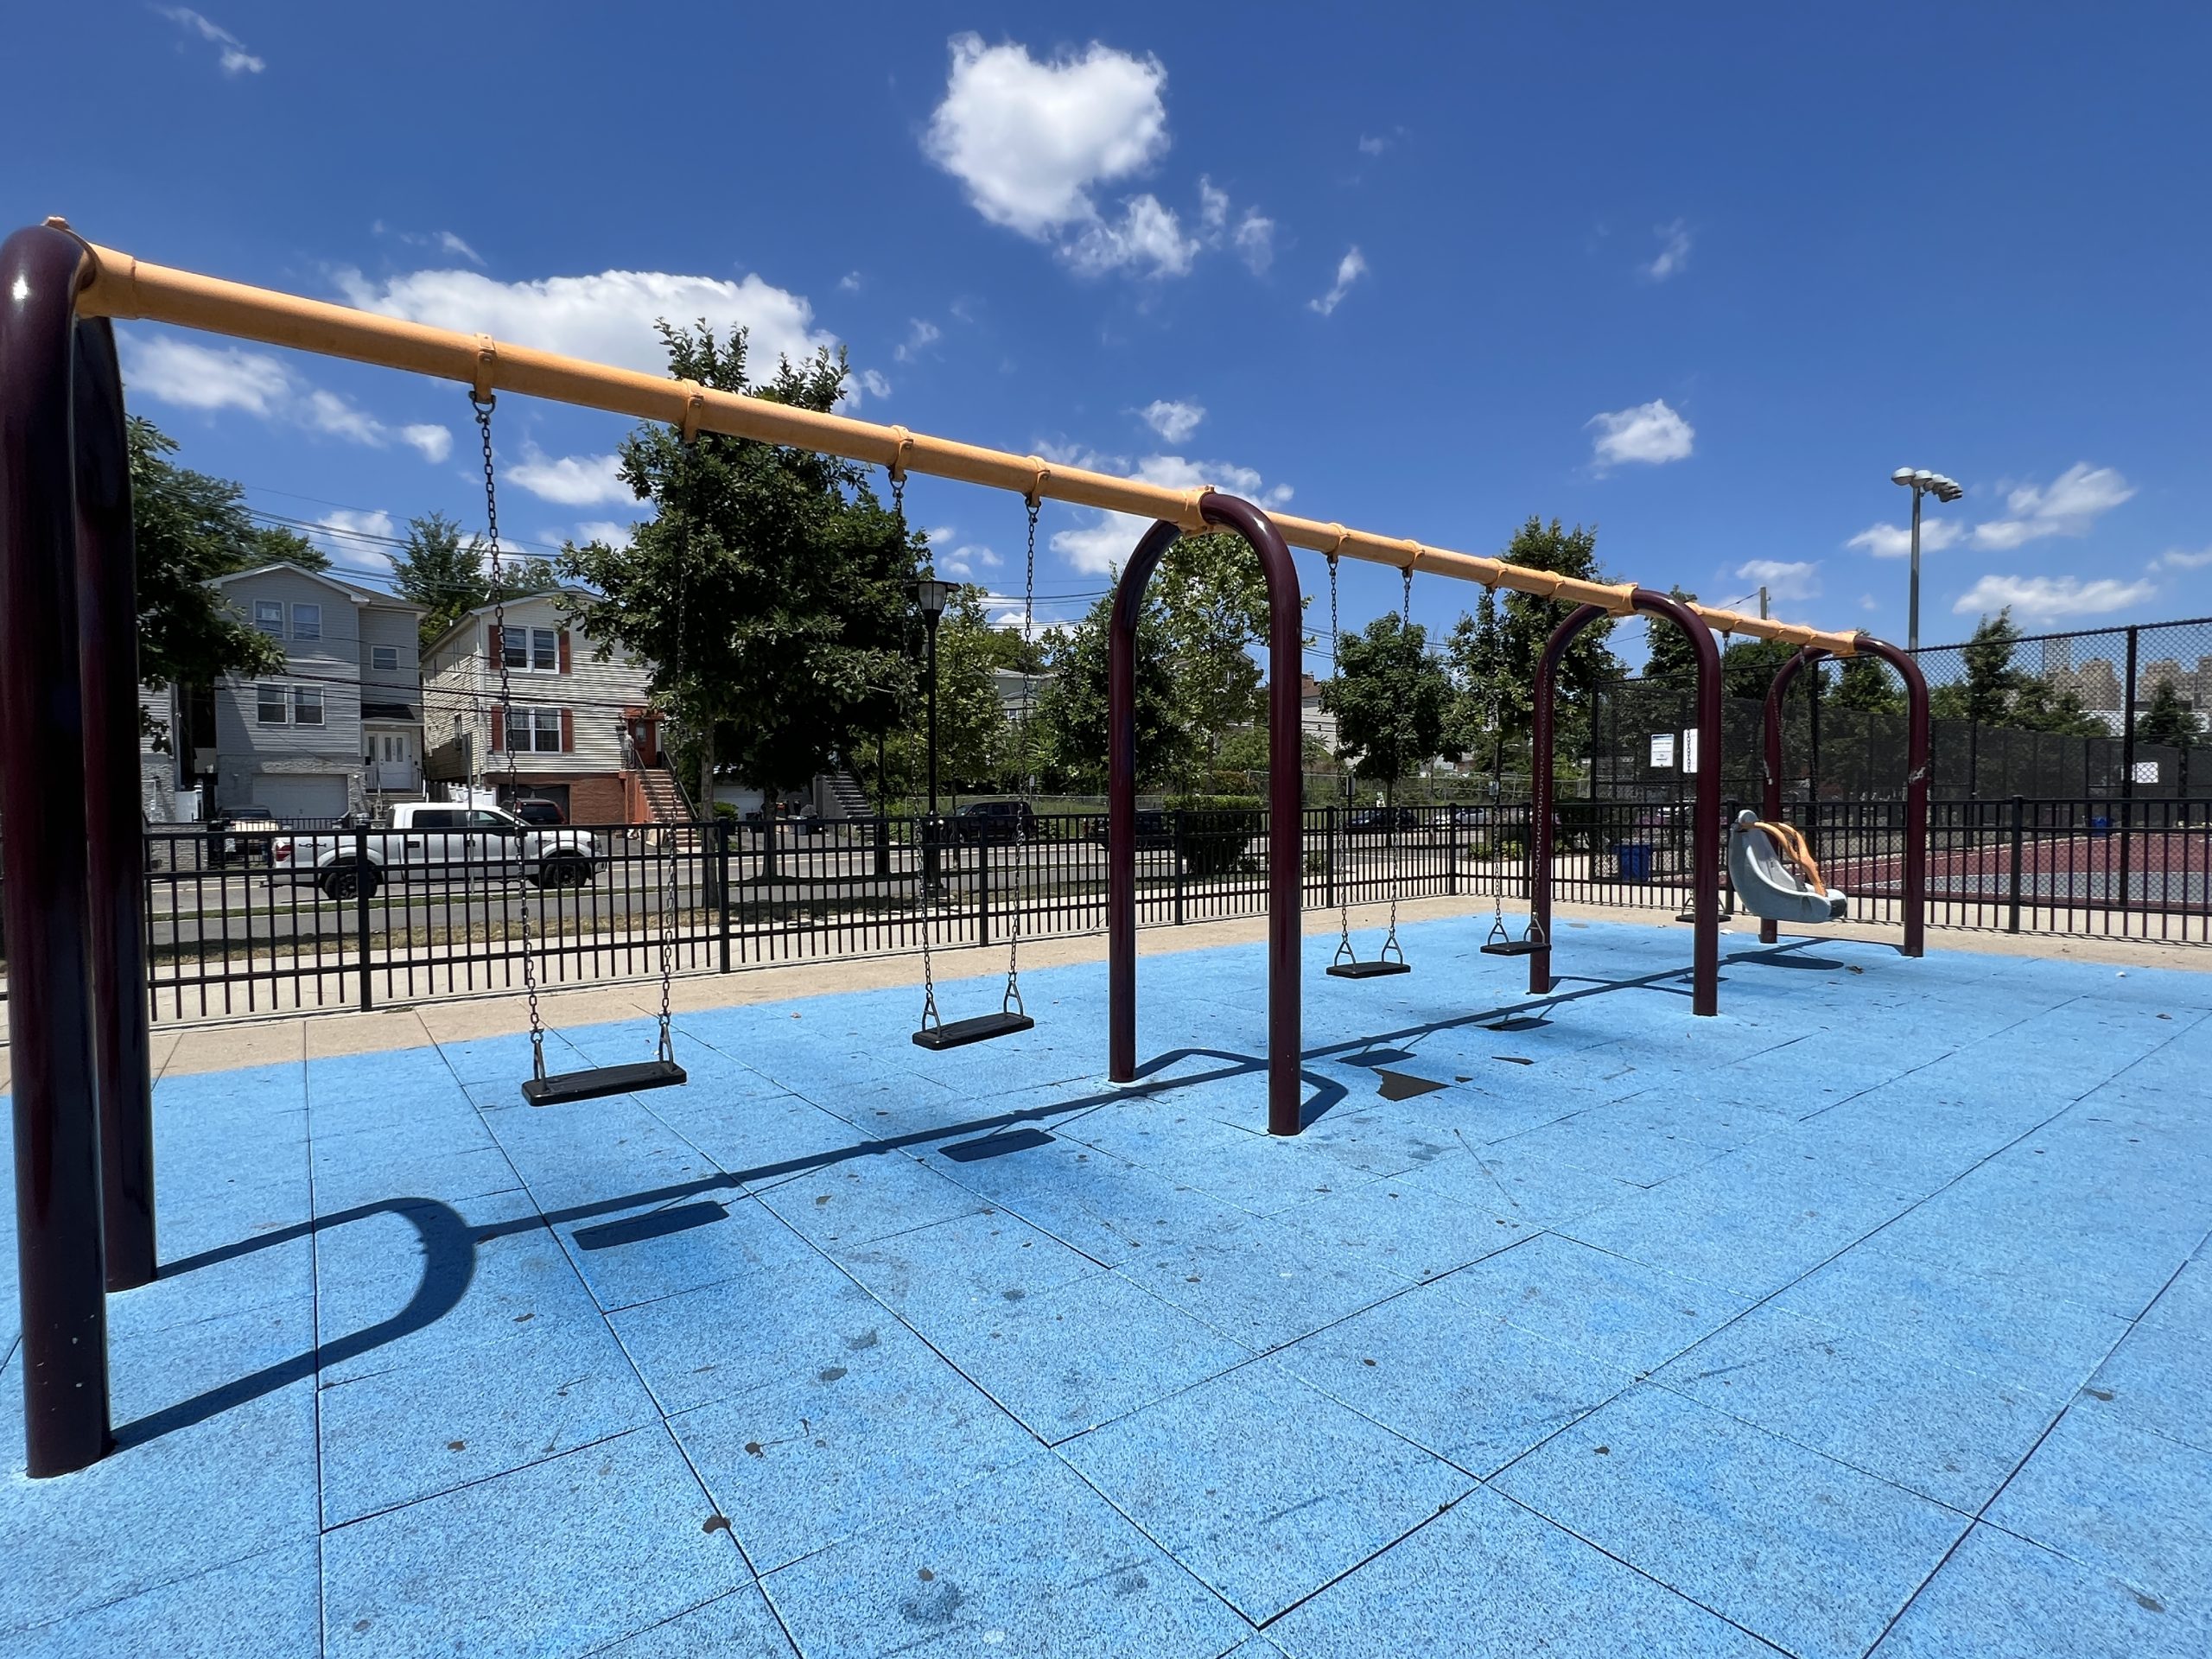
[[1649, 734, 1676, 768]]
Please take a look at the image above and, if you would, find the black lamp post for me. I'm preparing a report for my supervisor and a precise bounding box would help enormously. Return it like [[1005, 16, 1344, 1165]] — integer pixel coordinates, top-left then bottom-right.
[[915, 575, 950, 893]]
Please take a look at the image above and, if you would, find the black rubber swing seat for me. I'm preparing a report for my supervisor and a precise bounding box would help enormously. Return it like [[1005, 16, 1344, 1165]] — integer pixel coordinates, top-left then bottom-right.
[[912, 1011, 1036, 1051], [522, 1059, 688, 1107], [1326, 959, 1413, 979], [1479, 939, 1547, 957]]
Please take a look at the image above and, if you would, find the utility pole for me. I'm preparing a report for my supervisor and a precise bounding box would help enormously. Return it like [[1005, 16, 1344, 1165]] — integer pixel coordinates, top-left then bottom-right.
[[1891, 467, 1964, 652]]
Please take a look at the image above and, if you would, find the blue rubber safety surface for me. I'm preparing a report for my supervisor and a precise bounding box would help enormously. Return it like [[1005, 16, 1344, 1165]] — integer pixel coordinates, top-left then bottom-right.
[[3, 915, 2210, 1656]]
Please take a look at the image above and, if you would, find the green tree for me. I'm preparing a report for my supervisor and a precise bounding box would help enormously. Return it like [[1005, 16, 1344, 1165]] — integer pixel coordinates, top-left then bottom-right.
[[1720, 636, 1802, 702], [1642, 585, 1703, 679], [243, 522, 331, 571], [1322, 613, 1452, 789], [2139, 675, 2202, 750], [875, 584, 1012, 798], [1833, 652, 1905, 715], [1443, 518, 1621, 777], [126, 416, 285, 743], [394, 511, 488, 645], [1032, 588, 1188, 791], [559, 321, 918, 813], [1155, 531, 1277, 768]]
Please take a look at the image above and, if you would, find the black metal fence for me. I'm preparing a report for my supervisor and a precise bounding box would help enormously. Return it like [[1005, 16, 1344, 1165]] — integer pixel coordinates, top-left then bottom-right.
[[17, 797, 2200, 1025]]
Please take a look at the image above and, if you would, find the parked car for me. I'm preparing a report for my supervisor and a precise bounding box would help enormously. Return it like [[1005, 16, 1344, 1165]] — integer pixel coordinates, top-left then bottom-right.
[[1082, 810, 1174, 849], [512, 799, 567, 827], [207, 804, 282, 866], [1344, 805, 1418, 834], [271, 803, 601, 900], [947, 800, 1038, 845]]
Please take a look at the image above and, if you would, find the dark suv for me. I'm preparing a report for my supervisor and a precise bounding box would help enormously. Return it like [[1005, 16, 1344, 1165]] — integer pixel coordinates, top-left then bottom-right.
[[947, 800, 1038, 844], [1083, 809, 1173, 849], [512, 800, 567, 827]]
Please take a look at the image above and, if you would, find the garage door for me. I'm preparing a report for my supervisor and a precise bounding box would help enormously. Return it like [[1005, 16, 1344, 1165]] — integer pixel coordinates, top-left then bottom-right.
[[255, 774, 349, 819]]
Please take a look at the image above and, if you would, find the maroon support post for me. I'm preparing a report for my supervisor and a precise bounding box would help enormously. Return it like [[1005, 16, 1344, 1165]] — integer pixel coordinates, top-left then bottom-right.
[[74, 316, 157, 1289], [1850, 634, 1929, 957], [1758, 646, 1827, 946], [1108, 495, 1305, 1135], [1529, 588, 1723, 1014], [1, 223, 115, 1475]]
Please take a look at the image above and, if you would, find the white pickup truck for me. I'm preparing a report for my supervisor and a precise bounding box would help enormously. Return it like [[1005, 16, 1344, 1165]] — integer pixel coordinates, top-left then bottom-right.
[[272, 803, 602, 900]]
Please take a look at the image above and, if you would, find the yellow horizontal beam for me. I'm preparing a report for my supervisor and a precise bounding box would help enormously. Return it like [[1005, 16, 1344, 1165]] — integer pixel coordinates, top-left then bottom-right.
[[68, 227, 1857, 656]]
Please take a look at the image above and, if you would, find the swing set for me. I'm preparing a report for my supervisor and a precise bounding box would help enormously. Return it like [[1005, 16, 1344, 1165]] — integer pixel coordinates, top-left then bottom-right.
[[2, 219, 1904, 1476]]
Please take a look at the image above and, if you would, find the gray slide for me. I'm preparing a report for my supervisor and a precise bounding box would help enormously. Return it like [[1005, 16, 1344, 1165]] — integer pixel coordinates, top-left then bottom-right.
[[1729, 809, 1847, 925]]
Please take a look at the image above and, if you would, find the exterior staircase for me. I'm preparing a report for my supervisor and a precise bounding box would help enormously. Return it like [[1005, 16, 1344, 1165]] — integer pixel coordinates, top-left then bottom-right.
[[637, 764, 693, 827], [822, 767, 872, 822]]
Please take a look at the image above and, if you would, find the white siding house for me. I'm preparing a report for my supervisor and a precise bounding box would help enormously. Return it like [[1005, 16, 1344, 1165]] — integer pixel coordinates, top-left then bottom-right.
[[207, 563, 427, 817], [420, 592, 667, 823]]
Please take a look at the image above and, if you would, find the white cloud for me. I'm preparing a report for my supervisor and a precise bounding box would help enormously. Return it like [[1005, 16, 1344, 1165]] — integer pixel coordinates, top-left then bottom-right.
[[1234, 212, 1275, 275], [1734, 559, 1821, 601], [1643, 219, 1692, 281], [838, 271, 862, 293], [1309, 246, 1368, 316], [309, 509, 396, 574], [1971, 463, 2134, 550], [1198, 176, 1230, 231], [507, 445, 630, 507], [1140, 399, 1205, 443], [2153, 544, 2212, 571], [853, 368, 893, 402], [1357, 134, 1389, 157], [894, 318, 942, 363], [1846, 518, 1964, 559], [398, 424, 452, 463], [572, 520, 635, 550], [1587, 398, 1694, 470], [1066, 194, 1199, 277], [938, 543, 1003, 578], [1952, 573, 2155, 623], [157, 7, 263, 75], [434, 231, 484, 267], [334, 265, 847, 388], [119, 334, 445, 461], [1051, 453, 1294, 575], [925, 35, 1170, 239], [121, 335, 289, 414]]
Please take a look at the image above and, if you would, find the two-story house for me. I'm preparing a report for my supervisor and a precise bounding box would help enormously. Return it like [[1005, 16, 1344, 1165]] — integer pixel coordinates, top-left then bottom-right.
[[207, 563, 427, 817], [419, 591, 679, 824]]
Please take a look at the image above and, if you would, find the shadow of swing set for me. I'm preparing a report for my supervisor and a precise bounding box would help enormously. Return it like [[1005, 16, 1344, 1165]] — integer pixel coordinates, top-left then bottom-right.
[[0, 219, 1927, 1478]]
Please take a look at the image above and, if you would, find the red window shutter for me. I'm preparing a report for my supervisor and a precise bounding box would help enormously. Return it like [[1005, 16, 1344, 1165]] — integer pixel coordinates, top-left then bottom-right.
[[559, 708, 574, 752], [489, 708, 504, 751], [557, 629, 572, 674], [486, 625, 501, 665]]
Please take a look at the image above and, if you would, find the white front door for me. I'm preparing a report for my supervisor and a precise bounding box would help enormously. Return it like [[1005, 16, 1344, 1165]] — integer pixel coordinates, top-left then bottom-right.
[[375, 731, 418, 789]]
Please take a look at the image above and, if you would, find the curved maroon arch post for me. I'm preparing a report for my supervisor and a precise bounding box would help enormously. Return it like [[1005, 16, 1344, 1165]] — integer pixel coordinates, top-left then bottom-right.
[[1758, 646, 1828, 946], [1848, 634, 1929, 958], [1108, 494, 1305, 1135], [1529, 588, 1723, 1014], [0, 223, 118, 1476]]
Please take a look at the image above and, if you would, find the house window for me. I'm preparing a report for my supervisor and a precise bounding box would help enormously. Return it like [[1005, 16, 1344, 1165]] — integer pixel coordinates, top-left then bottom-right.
[[502, 626, 560, 672], [503, 705, 564, 753], [256, 684, 288, 725], [253, 601, 284, 638], [371, 645, 399, 672], [293, 687, 324, 727], [291, 603, 321, 641]]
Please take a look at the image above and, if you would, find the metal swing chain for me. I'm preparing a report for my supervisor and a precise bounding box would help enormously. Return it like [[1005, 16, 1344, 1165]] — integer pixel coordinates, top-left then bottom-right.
[[1326, 554, 1355, 966], [1380, 563, 1412, 963], [893, 466, 941, 1033], [1001, 494, 1040, 1018], [475, 395, 546, 1082], [1478, 591, 1511, 945]]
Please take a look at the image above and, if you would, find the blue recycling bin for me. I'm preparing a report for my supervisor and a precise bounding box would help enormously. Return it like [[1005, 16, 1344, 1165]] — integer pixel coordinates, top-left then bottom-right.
[[1618, 842, 1656, 882], [2089, 814, 2111, 838]]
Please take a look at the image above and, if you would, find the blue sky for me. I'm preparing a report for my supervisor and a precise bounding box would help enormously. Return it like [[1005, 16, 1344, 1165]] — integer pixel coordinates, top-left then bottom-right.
[[12, 3, 2211, 667]]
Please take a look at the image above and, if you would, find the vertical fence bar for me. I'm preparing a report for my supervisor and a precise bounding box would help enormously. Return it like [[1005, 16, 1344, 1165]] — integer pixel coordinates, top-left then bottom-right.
[[977, 833, 991, 950], [2006, 795, 2024, 933], [716, 820, 732, 974], [353, 828, 373, 1011]]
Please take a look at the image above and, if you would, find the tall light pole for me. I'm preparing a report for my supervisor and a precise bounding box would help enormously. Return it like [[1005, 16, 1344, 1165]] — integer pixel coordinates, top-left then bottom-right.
[[914, 575, 950, 894], [1891, 467, 1964, 651]]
